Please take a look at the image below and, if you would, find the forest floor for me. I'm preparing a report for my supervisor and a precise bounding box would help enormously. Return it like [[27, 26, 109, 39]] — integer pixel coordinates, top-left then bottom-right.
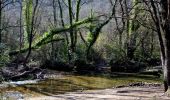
[[27, 83, 170, 100]]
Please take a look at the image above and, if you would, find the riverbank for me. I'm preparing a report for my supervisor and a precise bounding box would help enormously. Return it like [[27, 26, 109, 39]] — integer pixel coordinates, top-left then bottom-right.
[[0, 70, 164, 100], [26, 83, 170, 100]]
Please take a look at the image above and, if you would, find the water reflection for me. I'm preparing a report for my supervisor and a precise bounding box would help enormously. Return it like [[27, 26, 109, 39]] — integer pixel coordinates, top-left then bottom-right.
[[0, 74, 162, 97]]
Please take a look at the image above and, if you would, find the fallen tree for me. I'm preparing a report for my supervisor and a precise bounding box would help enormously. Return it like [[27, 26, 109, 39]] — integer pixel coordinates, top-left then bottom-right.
[[9, 17, 97, 56], [9, 38, 65, 56]]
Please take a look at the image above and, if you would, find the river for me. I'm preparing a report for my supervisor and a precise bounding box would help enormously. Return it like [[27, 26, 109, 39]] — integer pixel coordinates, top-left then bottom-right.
[[0, 73, 162, 99]]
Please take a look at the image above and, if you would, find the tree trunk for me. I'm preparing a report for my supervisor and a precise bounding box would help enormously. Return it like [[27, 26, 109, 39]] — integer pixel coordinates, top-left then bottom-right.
[[19, 0, 23, 51], [163, 19, 170, 91], [126, 0, 138, 60], [0, 0, 2, 44], [159, 0, 170, 92], [53, 0, 57, 25], [58, 0, 71, 62], [51, 0, 57, 61], [24, 0, 38, 62], [68, 0, 74, 53], [73, 0, 81, 51]]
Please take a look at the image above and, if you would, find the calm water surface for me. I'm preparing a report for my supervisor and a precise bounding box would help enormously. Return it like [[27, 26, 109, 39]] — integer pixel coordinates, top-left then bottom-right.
[[0, 74, 162, 96]]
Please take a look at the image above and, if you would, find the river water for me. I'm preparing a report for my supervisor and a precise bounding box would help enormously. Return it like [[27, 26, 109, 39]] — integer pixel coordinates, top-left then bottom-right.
[[0, 74, 161, 99]]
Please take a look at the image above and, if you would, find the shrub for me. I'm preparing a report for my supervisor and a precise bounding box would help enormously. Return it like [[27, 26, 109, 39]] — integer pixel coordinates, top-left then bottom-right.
[[0, 44, 9, 67], [110, 59, 147, 73], [41, 60, 74, 71], [74, 59, 97, 72]]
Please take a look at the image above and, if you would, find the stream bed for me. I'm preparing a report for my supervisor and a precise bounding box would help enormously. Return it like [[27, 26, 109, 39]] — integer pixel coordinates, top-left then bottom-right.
[[0, 73, 162, 99]]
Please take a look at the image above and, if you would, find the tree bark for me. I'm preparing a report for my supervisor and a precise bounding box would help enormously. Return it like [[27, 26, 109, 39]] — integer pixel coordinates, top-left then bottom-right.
[[25, 0, 38, 62], [158, 0, 170, 91], [0, 0, 2, 44], [68, 0, 74, 53], [51, 0, 57, 61], [19, 0, 23, 51], [73, 0, 81, 50], [164, 19, 170, 91], [58, 0, 71, 62], [149, 0, 170, 91]]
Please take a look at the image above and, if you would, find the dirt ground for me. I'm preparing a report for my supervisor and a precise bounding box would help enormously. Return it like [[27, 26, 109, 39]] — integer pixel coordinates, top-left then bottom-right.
[[26, 84, 170, 100]]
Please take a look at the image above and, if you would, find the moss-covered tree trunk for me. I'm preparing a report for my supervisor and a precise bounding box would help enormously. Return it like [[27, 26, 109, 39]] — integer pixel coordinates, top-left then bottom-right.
[[86, 5, 115, 59], [73, 0, 81, 50], [9, 17, 96, 56], [23, 0, 38, 62], [126, 0, 139, 60]]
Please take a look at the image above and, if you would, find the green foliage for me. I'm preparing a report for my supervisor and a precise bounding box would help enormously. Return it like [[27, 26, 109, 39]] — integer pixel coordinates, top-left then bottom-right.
[[106, 47, 126, 67], [87, 32, 93, 44], [55, 42, 69, 62], [75, 43, 87, 60], [86, 22, 97, 44], [0, 44, 9, 67]]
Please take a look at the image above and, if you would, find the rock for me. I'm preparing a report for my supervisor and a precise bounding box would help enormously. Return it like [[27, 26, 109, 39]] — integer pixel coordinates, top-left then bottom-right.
[[2, 91, 24, 100]]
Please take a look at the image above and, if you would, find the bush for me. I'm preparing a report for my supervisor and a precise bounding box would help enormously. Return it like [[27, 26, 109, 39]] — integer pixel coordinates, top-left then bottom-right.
[[110, 59, 147, 73], [146, 57, 161, 66], [0, 43, 10, 67], [41, 60, 74, 71], [74, 59, 97, 72]]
